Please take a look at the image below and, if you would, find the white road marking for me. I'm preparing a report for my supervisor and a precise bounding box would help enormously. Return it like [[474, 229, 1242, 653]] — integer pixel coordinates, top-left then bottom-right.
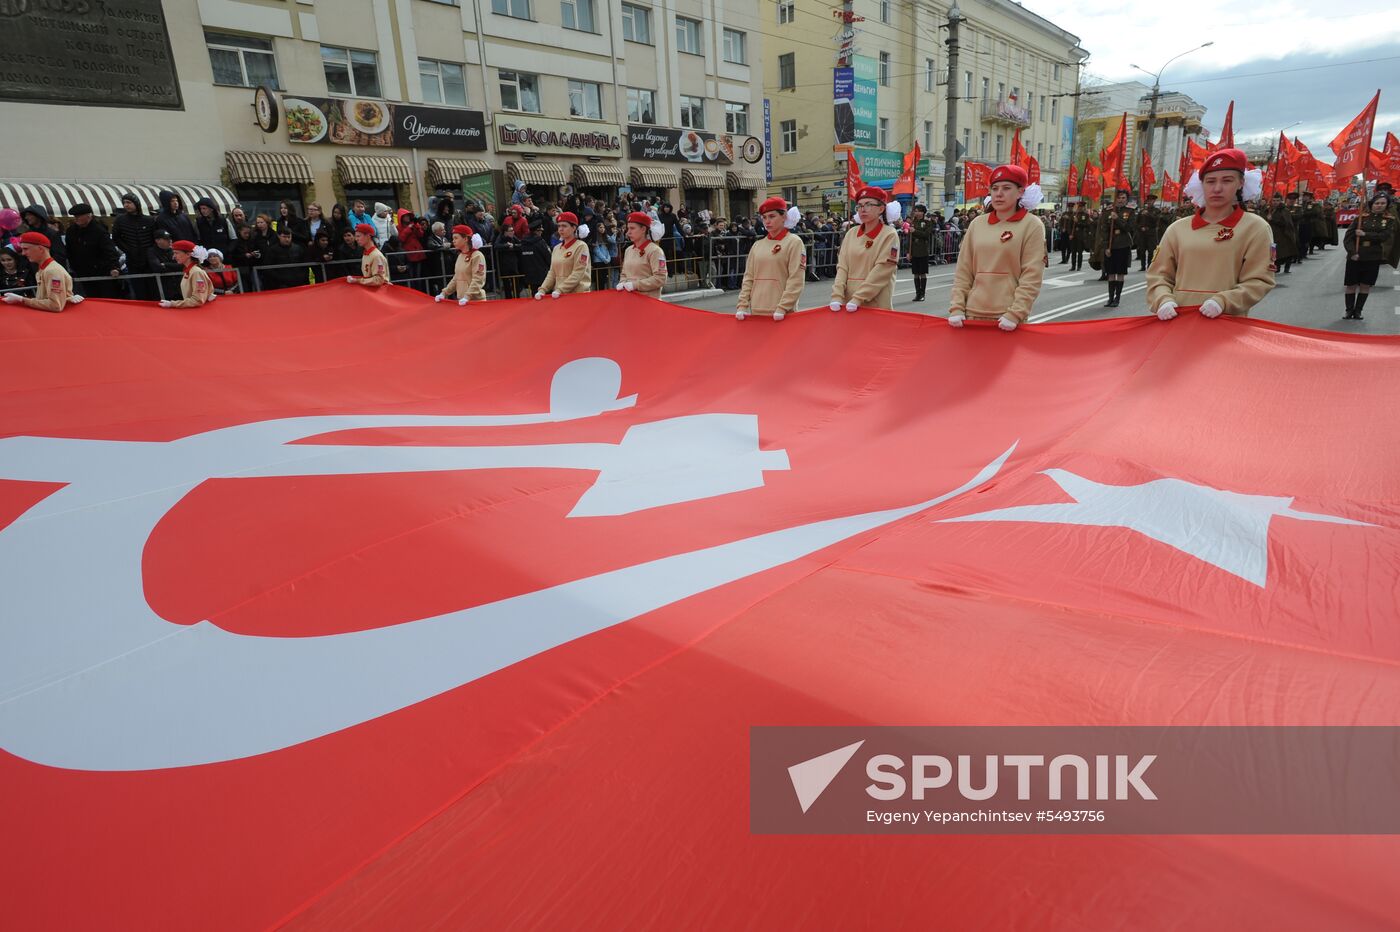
[[1029, 282, 1149, 323]]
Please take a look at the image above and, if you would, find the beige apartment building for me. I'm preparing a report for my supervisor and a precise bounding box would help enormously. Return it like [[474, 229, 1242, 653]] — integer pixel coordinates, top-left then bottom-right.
[[764, 0, 1086, 213], [0, 0, 768, 223]]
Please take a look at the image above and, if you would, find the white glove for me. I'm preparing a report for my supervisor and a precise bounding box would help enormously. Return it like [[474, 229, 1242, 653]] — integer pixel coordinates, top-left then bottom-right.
[[773, 310, 786, 321], [345, 276, 355, 283], [2, 293, 22, 304], [158, 300, 173, 308], [457, 297, 468, 306], [998, 314, 1018, 331], [70, 294, 85, 304], [1200, 299, 1223, 319], [550, 291, 561, 299], [735, 309, 748, 320], [845, 300, 858, 313], [1156, 301, 1178, 321], [947, 313, 965, 328], [829, 300, 842, 312], [534, 291, 544, 300], [615, 281, 626, 291], [434, 293, 445, 303], [622, 281, 635, 292]]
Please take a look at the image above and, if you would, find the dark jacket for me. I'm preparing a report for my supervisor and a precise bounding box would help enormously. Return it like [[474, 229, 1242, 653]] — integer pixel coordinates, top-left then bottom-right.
[[145, 244, 183, 300], [518, 231, 551, 290], [111, 193, 157, 272], [260, 239, 308, 289], [64, 218, 121, 278], [194, 197, 234, 254], [154, 190, 198, 244], [493, 230, 523, 278], [20, 204, 68, 267]]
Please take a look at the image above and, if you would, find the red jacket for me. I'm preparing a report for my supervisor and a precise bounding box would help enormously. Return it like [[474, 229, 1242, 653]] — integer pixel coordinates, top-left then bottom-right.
[[397, 220, 427, 262]]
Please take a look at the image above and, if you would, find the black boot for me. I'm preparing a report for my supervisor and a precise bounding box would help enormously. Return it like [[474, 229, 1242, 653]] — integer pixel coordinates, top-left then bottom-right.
[[913, 276, 925, 301], [1104, 282, 1115, 307], [1112, 281, 1122, 307], [1354, 292, 1368, 320], [1344, 293, 1356, 318]]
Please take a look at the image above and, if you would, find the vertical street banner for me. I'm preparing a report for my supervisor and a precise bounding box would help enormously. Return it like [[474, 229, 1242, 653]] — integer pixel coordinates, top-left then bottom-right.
[[763, 98, 773, 183], [852, 55, 880, 147], [834, 68, 856, 146]]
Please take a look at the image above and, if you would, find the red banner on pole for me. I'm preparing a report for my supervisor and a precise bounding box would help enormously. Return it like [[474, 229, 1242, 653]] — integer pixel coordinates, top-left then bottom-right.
[[1161, 172, 1180, 203], [1099, 115, 1127, 190], [892, 142, 921, 196], [1082, 162, 1104, 201], [1328, 90, 1380, 180], [1066, 163, 1079, 197], [963, 161, 990, 200], [1140, 148, 1156, 197]]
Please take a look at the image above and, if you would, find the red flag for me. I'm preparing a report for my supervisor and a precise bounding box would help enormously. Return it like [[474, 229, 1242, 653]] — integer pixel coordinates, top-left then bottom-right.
[[1099, 115, 1128, 189], [892, 142, 921, 196], [1140, 147, 1156, 197], [1082, 161, 1104, 201], [1384, 132, 1400, 185], [1185, 137, 1211, 176], [1161, 171, 1180, 203], [1010, 128, 1030, 171], [1026, 155, 1041, 185], [4, 289, 1400, 930], [846, 153, 865, 202], [1276, 133, 1300, 186], [1066, 162, 1079, 197], [1216, 101, 1235, 149], [1365, 147, 1389, 183], [963, 161, 991, 200], [1292, 137, 1318, 177], [1178, 147, 1192, 188], [1328, 90, 1380, 179]]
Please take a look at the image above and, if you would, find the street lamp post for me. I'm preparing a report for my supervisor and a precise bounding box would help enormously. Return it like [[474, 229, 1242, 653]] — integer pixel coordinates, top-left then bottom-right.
[[1131, 42, 1213, 191], [1266, 120, 1303, 167]]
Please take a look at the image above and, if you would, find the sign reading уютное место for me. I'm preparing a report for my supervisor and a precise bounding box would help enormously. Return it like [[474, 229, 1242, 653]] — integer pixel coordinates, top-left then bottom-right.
[[0, 0, 181, 110]]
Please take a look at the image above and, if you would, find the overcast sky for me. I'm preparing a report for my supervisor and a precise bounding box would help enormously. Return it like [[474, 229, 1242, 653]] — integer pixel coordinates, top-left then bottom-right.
[[1035, 0, 1400, 150]]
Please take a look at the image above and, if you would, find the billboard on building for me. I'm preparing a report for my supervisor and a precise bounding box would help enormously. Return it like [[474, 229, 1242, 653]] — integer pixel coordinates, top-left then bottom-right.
[[851, 56, 879, 147]]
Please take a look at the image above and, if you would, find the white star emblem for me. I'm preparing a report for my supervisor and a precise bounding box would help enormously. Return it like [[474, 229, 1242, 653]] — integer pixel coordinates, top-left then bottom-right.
[[941, 469, 1376, 587]]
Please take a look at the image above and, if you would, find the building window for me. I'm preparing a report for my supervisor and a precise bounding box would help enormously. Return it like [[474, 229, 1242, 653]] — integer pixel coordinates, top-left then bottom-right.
[[561, 0, 596, 33], [1053, 62, 1062, 80], [778, 0, 795, 24], [1051, 99, 1058, 123], [419, 58, 467, 107], [207, 32, 280, 89], [1049, 145, 1056, 167], [491, 0, 531, 18], [879, 0, 891, 23], [924, 58, 936, 92], [722, 28, 747, 65], [979, 131, 988, 158], [1036, 142, 1043, 161], [782, 185, 798, 205], [923, 120, 933, 151], [675, 16, 702, 55], [878, 52, 890, 86], [679, 94, 705, 129], [879, 117, 890, 149], [1025, 91, 1032, 118], [627, 87, 656, 123], [725, 101, 749, 135], [780, 119, 797, 153], [568, 79, 603, 119], [981, 77, 989, 101], [1040, 96, 1047, 121], [621, 3, 651, 44], [962, 127, 971, 155], [995, 133, 1003, 161], [997, 82, 1005, 101], [963, 71, 971, 98], [778, 52, 795, 90], [499, 70, 541, 113], [321, 46, 380, 97]]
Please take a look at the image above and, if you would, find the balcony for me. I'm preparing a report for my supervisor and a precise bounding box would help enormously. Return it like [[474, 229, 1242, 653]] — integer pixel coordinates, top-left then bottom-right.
[[981, 98, 1031, 127]]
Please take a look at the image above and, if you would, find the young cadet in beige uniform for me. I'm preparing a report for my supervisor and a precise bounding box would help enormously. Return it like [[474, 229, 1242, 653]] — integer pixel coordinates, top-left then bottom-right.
[[347, 223, 390, 286], [1150, 148, 1274, 321], [3, 232, 81, 312], [615, 211, 668, 298], [736, 196, 806, 321], [536, 211, 591, 298], [948, 164, 1046, 331], [435, 225, 487, 305], [159, 240, 215, 309], [830, 185, 901, 312]]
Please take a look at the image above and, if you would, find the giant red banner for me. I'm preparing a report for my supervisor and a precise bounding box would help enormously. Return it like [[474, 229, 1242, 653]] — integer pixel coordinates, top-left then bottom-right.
[[3, 286, 1400, 929]]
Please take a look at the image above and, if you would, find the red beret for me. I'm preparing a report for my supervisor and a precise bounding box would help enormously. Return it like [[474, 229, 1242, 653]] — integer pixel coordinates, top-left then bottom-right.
[[1199, 147, 1249, 178], [18, 231, 50, 248], [451, 224, 473, 237], [758, 196, 788, 215], [171, 240, 196, 253], [626, 211, 652, 228], [989, 164, 1028, 188], [354, 223, 376, 236], [556, 212, 579, 226], [853, 186, 889, 204]]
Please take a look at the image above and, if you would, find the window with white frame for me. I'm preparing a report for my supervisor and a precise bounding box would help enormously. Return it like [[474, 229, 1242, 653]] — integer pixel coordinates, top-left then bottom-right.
[[782, 185, 798, 205], [962, 128, 971, 155], [979, 130, 988, 158], [679, 94, 705, 128], [1051, 98, 1058, 122], [621, 3, 651, 43], [1025, 91, 1033, 119], [561, 0, 596, 33], [780, 119, 797, 153], [1036, 142, 1044, 161], [879, 0, 891, 23], [207, 32, 280, 89], [925, 58, 935, 92], [995, 133, 1004, 161], [778, 52, 795, 89], [722, 28, 747, 64], [725, 101, 749, 135], [1053, 62, 1062, 80], [627, 87, 656, 123], [1049, 145, 1056, 167], [499, 70, 541, 112], [321, 46, 380, 97], [569, 79, 603, 119], [1039, 96, 1047, 121], [879, 117, 889, 149], [878, 52, 890, 86], [923, 120, 932, 151], [419, 58, 467, 107], [981, 77, 989, 100], [963, 71, 971, 98], [491, 0, 531, 18], [778, 0, 795, 23], [675, 16, 702, 55]]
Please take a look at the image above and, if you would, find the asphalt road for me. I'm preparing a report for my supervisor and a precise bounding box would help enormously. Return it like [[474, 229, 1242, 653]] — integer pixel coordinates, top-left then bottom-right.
[[674, 243, 1400, 335]]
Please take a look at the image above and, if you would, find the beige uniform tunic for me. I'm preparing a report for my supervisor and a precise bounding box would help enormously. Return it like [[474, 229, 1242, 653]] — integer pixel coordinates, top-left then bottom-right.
[[949, 209, 1047, 323], [619, 241, 668, 298], [22, 259, 75, 313], [542, 240, 592, 294], [1147, 207, 1274, 316], [832, 222, 900, 309], [169, 263, 213, 308], [358, 247, 390, 286], [737, 231, 807, 317], [441, 249, 487, 301]]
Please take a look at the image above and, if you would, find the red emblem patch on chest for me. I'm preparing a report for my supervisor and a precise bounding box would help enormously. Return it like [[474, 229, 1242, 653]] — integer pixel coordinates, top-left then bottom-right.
[[999, 230, 1014, 243], [864, 240, 874, 250], [1214, 228, 1234, 242], [772, 244, 782, 254]]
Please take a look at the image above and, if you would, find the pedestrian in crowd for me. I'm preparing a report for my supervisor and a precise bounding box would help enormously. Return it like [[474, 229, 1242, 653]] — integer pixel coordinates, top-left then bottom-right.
[[347, 223, 390, 287], [947, 164, 1046, 332], [1149, 148, 1274, 321], [146, 229, 183, 300], [2, 232, 80, 312], [155, 191, 197, 245], [262, 227, 307, 289], [64, 203, 122, 298], [274, 201, 309, 246], [1066, 202, 1090, 272], [328, 203, 351, 242], [1299, 190, 1324, 257], [0, 248, 33, 294], [1094, 189, 1136, 308], [204, 249, 239, 294], [500, 204, 529, 239], [536, 211, 590, 298], [20, 204, 68, 268], [229, 223, 263, 289], [591, 217, 616, 291], [493, 220, 524, 298], [435, 225, 486, 305], [907, 204, 935, 301], [709, 218, 736, 291], [229, 206, 248, 228], [252, 213, 276, 255], [616, 211, 668, 298], [736, 197, 805, 322], [348, 200, 374, 231], [157, 241, 215, 309], [1323, 199, 1339, 249], [518, 218, 550, 297], [1135, 193, 1162, 271], [1341, 192, 1396, 320], [831, 186, 901, 313], [309, 229, 336, 283], [432, 193, 456, 231], [396, 209, 427, 290], [332, 227, 361, 279], [195, 197, 233, 255], [111, 193, 156, 296], [371, 202, 395, 246], [305, 203, 328, 243], [1265, 193, 1298, 274]]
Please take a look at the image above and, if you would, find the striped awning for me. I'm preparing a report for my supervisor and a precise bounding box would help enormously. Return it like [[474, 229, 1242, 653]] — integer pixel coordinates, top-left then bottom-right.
[[629, 166, 679, 189], [225, 149, 314, 185], [725, 171, 765, 190], [572, 163, 627, 187], [0, 181, 236, 218], [335, 154, 412, 185], [681, 168, 726, 189], [507, 160, 569, 186], [426, 158, 494, 188]]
